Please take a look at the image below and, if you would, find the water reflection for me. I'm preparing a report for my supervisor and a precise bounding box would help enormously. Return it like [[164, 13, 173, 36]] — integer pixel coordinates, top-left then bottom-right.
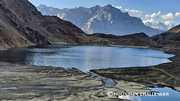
[[0, 45, 177, 101], [0, 48, 29, 64], [119, 96, 141, 101], [0, 45, 174, 72], [116, 87, 180, 101], [140, 87, 180, 101]]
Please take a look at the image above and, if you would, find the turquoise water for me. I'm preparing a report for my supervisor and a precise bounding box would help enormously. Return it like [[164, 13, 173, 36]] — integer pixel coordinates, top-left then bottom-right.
[[0, 45, 174, 72]]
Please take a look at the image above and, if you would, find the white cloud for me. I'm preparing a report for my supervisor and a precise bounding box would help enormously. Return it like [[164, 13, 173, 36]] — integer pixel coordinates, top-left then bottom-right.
[[145, 11, 161, 18], [161, 13, 174, 19], [175, 12, 180, 17], [113, 6, 143, 17], [143, 19, 154, 23], [164, 21, 175, 29], [124, 9, 143, 17], [114, 6, 122, 10], [143, 19, 175, 30], [113, 6, 178, 29], [145, 12, 180, 20], [164, 21, 174, 25]]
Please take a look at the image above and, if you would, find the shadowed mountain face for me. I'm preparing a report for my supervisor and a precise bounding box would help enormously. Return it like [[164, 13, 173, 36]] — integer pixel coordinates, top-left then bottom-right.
[[37, 4, 162, 36], [89, 32, 157, 47], [152, 24, 180, 53], [0, 0, 89, 48]]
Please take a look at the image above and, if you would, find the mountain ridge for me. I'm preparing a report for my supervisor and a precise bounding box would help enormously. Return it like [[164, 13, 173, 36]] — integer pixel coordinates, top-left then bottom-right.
[[0, 0, 91, 49], [152, 24, 180, 54], [37, 4, 163, 36], [1, 0, 178, 50]]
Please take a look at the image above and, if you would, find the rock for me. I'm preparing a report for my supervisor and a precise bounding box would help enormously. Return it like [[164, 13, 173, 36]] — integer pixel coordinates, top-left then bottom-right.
[[0, 0, 90, 48], [152, 24, 180, 52], [89, 32, 157, 47], [37, 4, 163, 36]]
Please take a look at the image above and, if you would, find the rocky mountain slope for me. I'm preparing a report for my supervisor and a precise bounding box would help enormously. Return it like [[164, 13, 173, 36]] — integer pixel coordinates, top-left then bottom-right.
[[0, 0, 89, 49], [88, 32, 157, 47], [0, 26, 31, 48], [152, 24, 180, 53], [37, 4, 162, 36], [0, 0, 168, 49]]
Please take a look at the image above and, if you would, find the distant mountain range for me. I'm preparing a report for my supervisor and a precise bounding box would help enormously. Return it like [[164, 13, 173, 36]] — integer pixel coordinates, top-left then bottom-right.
[[1, 0, 179, 50], [37, 4, 163, 36], [143, 21, 174, 31]]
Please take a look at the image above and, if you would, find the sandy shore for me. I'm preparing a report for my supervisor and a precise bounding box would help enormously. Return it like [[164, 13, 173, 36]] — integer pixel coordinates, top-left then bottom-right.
[[0, 62, 153, 101]]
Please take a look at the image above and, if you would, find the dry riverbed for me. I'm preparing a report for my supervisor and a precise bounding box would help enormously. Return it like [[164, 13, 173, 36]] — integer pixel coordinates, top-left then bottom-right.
[[0, 62, 152, 101], [91, 63, 180, 92]]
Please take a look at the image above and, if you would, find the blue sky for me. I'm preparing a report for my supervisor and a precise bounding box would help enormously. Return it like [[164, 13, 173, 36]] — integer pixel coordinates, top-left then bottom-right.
[[29, 0, 180, 28]]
